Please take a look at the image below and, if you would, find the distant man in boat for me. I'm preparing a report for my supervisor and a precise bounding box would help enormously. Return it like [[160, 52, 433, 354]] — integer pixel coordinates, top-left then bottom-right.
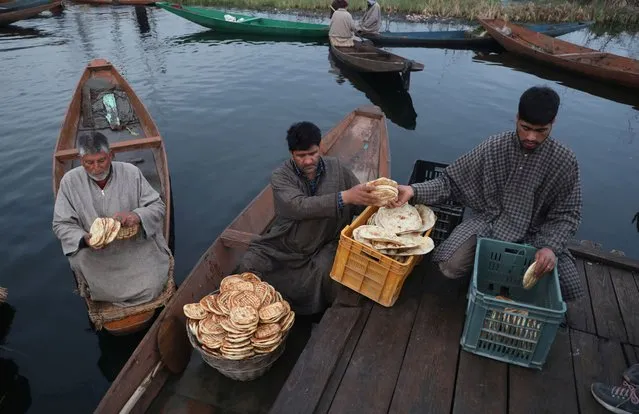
[[238, 121, 378, 315], [358, 0, 382, 35], [392, 86, 585, 301], [329, 0, 358, 47], [52, 132, 171, 307]]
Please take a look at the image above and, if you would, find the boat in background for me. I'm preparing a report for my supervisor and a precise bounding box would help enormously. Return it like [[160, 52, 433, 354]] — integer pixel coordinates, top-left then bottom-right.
[[156, 2, 329, 38], [360, 21, 594, 49], [479, 18, 639, 90], [53, 58, 175, 336], [0, 0, 62, 26], [330, 40, 424, 90]]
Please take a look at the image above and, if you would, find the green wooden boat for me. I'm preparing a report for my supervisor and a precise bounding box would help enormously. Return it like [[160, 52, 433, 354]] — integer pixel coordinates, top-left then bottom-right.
[[155, 2, 329, 38]]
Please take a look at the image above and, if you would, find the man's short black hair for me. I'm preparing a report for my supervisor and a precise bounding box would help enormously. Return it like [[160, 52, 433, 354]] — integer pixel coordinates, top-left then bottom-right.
[[518, 86, 560, 126], [286, 122, 322, 152]]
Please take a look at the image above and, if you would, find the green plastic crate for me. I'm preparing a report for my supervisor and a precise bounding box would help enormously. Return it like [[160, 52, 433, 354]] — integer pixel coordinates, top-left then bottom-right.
[[460, 238, 567, 370]]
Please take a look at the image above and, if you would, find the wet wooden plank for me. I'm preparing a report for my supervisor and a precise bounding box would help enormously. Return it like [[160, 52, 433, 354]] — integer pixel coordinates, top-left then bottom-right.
[[315, 302, 373, 414], [388, 266, 466, 414], [566, 259, 596, 334], [452, 351, 507, 414], [570, 329, 627, 414], [609, 267, 639, 346], [584, 261, 627, 342], [327, 271, 423, 414], [568, 242, 639, 272], [55, 136, 162, 161], [269, 306, 362, 414], [509, 329, 579, 414], [623, 344, 639, 366]]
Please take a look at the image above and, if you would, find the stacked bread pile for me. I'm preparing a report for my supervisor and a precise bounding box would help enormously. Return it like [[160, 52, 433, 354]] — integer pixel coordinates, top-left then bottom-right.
[[88, 217, 121, 248], [367, 177, 399, 207], [183, 273, 295, 361], [353, 203, 437, 263]]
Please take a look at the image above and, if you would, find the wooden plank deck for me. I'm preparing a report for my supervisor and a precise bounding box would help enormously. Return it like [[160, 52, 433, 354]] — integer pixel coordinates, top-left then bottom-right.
[[146, 251, 639, 414]]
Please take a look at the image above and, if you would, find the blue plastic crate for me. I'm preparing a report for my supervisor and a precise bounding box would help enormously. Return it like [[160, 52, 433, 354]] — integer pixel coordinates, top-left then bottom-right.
[[460, 238, 567, 370]]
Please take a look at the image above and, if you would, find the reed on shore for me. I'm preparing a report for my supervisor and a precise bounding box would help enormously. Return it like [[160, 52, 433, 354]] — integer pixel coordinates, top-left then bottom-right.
[[181, 0, 639, 27]]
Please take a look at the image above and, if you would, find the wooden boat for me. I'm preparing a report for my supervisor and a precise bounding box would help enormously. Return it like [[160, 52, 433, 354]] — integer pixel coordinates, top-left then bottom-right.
[[0, 0, 62, 26], [479, 18, 639, 90], [93, 105, 389, 413], [53, 58, 174, 336], [330, 40, 424, 90], [155, 2, 329, 38], [360, 21, 594, 49], [328, 54, 417, 130]]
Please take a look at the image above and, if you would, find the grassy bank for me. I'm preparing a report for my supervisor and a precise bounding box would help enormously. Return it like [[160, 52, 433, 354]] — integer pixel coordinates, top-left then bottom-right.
[[181, 0, 639, 27]]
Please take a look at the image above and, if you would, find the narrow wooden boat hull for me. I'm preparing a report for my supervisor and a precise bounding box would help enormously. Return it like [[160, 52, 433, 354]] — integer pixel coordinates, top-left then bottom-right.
[[53, 58, 173, 335], [155, 2, 329, 38], [0, 0, 61, 25], [93, 105, 390, 413], [361, 21, 594, 48], [330, 41, 424, 74], [479, 18, 639, 90]]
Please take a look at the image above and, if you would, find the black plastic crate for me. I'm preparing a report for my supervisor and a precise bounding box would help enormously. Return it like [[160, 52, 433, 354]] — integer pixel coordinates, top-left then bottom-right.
[[408, 160, 465, 245]]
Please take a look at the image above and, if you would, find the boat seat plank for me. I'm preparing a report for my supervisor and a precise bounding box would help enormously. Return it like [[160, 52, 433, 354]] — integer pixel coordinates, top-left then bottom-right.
[[327, 269, 423, 414], [566, 259, 596, 334], [55, 136, 162, 161], [509, 329, 579, 414], [220, 229, 259, 249], [269, 307, 362, 414], [388, 264, 466, 414], [609, 266, 639, 345], [568, 241, 639, 272], [452, 350, 508, 414], [585, 261, 628, 342], [570, 329, 627, 413]]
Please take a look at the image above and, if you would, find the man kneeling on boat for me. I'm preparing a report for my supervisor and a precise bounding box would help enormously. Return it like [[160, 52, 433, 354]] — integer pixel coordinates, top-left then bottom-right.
[[238, 122, 378, 315], [392, 86, 584, 302], [52, 132, 171, 307]]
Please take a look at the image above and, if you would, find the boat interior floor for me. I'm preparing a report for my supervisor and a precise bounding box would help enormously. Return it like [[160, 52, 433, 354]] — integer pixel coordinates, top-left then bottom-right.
[[147, 315, 316, 413]]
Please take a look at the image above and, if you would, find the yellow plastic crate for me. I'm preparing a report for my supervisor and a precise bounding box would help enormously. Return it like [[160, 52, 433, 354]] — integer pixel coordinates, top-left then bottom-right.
[[330, 205, 434, 307]]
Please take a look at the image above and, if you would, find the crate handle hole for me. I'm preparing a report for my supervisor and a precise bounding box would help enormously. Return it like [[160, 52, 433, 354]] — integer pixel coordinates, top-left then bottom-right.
[[362, 251, 381, 263], [504, 247, 524, 255]]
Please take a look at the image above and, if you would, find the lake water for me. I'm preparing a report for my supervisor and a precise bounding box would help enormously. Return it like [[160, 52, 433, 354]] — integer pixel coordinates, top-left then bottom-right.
[[0, 4, 637, 412]]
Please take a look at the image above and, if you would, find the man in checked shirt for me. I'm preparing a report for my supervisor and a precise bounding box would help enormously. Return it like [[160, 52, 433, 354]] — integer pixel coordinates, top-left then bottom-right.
[[392, 86, 584, 301]]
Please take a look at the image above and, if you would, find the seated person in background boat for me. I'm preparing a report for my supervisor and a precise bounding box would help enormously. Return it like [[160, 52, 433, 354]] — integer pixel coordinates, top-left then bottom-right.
[[329, 0, 357, 47], [238, 122, 378, 315], [391, 85, 584, 302], [52, 132, 171, 307], [357, 0, 382, 35]]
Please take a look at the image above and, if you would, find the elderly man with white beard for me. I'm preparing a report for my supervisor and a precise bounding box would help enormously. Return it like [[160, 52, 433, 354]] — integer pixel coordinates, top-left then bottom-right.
[[52, 132, 171, 307]]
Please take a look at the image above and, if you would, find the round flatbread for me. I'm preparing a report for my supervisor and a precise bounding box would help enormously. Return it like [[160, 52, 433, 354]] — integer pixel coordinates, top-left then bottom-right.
[[254, 323, 281, 339], [523, 261, 539, 289], [376, 204, 422, 234], [391, 237, 435, 256], [353, 225, 403, 244], [183, 303, 209, 320], [220, 275, 245, 292], [89, 218, 106, 246], [414, 204, 437, 233], [241, 272, 261, 284], [367, 177, 398, 188], [259, 302, 286, 323], [230, 306, 259, 327], [104, 218, 122, 244]]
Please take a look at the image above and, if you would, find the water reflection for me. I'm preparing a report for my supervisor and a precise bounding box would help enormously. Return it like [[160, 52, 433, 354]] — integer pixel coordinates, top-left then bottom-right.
[[472, 51, 639, 111], [171, 29, 328, 46], [0, 303, 32, 414], [134, 6, 150, 35], [96, 327, 148, 382], [328, 54, 417, 130]]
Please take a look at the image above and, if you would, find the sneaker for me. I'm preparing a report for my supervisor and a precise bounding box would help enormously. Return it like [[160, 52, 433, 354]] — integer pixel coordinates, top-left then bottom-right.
[[624, 364, 639, 386], [591, 381, 639, 414]]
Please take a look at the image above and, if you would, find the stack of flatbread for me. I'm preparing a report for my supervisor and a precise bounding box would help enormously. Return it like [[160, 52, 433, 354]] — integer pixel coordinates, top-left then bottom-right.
[[88, 217, 121, 248], [366, 177, 399, 207], [184, 273, 295, 361], [353, 204, 437, 263]]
